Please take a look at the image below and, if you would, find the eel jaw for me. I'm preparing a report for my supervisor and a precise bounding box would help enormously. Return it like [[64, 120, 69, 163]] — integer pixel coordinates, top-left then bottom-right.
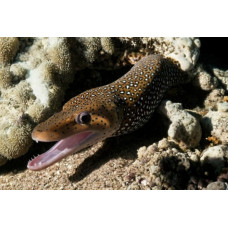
[[27, 131, 96, 171]]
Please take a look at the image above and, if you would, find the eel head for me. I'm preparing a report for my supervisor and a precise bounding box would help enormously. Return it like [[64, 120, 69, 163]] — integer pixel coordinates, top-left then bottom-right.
[[28, 96, 122, 171]]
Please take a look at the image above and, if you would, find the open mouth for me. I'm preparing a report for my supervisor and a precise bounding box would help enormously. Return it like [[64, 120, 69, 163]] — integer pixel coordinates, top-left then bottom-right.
[[27, 131, 94, 171]]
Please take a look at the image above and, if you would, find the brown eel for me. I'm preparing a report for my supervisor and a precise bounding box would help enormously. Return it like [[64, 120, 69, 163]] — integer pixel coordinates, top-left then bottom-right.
[[28, 54, 187, 171]]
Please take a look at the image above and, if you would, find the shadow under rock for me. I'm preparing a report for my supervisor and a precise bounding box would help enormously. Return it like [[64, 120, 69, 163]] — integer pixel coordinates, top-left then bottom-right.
[[159, 154, 228, 190], [199, 38, 228, 69], [159, 155, 193, 190], [172, 83, 209, 110]]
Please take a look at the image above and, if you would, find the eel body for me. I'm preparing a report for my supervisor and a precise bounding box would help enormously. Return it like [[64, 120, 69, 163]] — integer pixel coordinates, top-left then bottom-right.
[[28, 54, 186, 171]]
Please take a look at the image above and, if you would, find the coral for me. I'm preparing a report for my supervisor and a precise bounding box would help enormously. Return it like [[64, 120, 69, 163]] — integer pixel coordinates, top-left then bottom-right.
[[0, 120, 33, 159], [5, 81, 33, 104], [0, 37, 19, 66], [0, 38, 75, 162], [26, 102, 47, 123], [200, 145, 228, 175], [44, 38, 73, 75], [0, 66, 12, 89], [158, 100, 202, 148], [76, 37, 102, 63], [201, 102, 228, 144], [101, 37, 115, 55], [10, 63, 27, 81]]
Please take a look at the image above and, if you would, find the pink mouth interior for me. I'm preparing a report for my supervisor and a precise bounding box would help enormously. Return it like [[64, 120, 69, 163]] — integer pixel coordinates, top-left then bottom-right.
[[27, 131, 94, 171]]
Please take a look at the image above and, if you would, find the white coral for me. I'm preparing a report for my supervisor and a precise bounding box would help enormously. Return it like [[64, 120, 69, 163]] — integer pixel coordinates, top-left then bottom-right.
[[26, 64, 49, 106]]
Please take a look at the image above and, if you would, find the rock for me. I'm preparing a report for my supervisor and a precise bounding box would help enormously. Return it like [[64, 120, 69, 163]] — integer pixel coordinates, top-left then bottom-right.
[[200, 145, 228, 174], [192, 64, 218, 90], [190, 153, 199, 163], [201, 102, 228, 144], [149, 165, 160, 175], [158, 100, 202, 148], [204, 89, 225, 109], [213, 68, 228, 91], [124, 141, 194, 190], [137, 146, 147, 160], [0, 155, 7, 166], [218, 102, 228, 113], [158, 138, 171, 150], [150, 37, 200, 71], [206, 181, 227, 190]]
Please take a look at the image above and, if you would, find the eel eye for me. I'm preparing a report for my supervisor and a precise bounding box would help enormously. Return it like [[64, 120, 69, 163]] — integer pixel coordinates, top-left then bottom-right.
[[75, 111, 91, 124]]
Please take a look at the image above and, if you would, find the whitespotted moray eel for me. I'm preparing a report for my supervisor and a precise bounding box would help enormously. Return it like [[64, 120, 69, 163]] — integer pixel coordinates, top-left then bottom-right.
[[28, 54, 187, 171]]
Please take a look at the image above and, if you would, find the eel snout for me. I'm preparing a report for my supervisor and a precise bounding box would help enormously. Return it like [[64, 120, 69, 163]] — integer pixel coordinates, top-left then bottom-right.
[[28, 131, 97, 171]]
